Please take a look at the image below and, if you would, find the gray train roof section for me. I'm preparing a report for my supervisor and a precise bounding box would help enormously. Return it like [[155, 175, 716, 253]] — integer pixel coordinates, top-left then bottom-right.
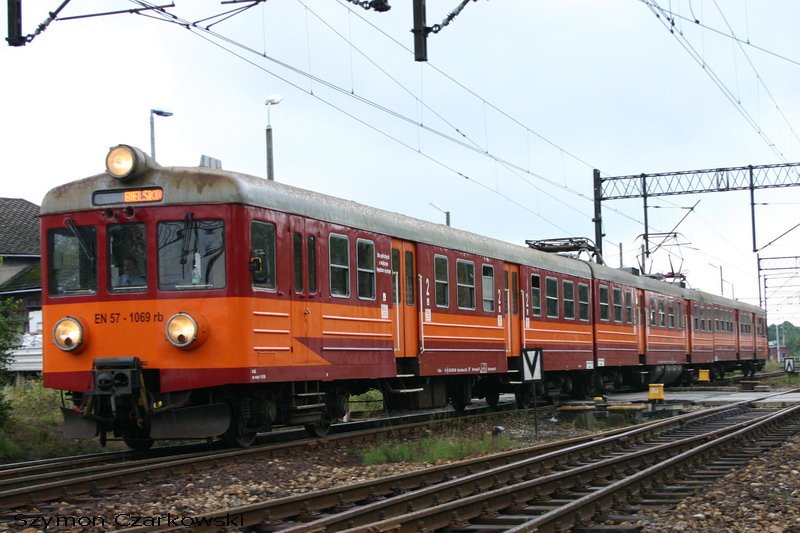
[[588, 260, 763, 314], [41, 165, 593, 279], [42, 163, 761, 314]]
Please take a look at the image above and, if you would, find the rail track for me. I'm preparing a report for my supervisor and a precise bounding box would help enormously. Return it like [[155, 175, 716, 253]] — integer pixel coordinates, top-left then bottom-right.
[[115, 388, 800, 533], [0, 399, 532, 510]]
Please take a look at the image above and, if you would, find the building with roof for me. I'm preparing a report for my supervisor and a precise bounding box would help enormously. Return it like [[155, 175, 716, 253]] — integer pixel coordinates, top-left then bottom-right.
[[0, 198, 42, 377]]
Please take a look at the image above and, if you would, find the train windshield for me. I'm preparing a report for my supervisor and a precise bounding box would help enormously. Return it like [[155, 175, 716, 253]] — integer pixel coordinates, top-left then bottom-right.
[[108, 223, 148, 292], [48, 223, 97, 296], [157, 217, 225, 290]]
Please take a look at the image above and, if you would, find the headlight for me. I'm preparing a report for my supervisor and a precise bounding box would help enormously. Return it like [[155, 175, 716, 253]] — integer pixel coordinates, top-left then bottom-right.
[[166, 313, 198, 348], [53, 317, 84, 352], [105, 145, 151, 181]]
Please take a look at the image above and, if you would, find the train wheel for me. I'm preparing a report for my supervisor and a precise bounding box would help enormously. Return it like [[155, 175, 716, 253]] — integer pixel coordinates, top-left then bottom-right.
[[304, 420, 332, 438], [223, 426, 257, 447], [223, 411, 257, 447], [122, 425, 154, 451], [485, 390, 500, 408]]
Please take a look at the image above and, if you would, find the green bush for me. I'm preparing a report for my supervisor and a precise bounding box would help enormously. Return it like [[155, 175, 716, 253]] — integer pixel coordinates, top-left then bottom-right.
[[0, 380, 116, 463], [349, 389, 384, 414]]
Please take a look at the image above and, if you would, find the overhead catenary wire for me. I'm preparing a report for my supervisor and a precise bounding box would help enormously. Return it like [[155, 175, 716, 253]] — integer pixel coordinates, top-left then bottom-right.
[[127, 0, 642, 227], [124, 0, 787, 300], [129, 1, 576, 235], [643, 0, 794, 162]]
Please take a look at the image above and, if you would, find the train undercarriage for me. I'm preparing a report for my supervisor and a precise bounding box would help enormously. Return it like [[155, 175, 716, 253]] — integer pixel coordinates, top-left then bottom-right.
[[60, 355, 765, 450]]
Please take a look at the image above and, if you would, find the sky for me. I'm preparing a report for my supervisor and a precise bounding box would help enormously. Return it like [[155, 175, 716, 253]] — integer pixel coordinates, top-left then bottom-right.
[[2, 0, 800, 325]]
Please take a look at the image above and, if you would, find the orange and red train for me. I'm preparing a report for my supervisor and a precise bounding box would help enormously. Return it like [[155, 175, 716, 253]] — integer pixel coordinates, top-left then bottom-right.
[[41, 145, 768, 449]]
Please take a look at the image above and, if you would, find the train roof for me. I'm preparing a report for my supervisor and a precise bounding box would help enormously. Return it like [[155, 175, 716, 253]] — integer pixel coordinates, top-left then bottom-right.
[[42, 164, 593, 279], [42, 161, 762, 315]]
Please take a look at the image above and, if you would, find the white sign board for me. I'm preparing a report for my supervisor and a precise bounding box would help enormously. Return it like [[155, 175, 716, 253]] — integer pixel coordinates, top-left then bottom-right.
[[522, 348, 543, 382], [785, 357, 795, 374]]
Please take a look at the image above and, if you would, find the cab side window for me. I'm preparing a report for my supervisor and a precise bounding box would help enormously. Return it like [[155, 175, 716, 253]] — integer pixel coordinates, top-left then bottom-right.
[[251, 221, 276, 289]]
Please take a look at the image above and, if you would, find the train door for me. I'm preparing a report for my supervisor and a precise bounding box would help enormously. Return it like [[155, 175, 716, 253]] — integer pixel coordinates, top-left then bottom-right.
[[503, 264, 521, 356], [636, 288, 647, 356], [390, 240, 419, 357], [288, 215, 312, 362]]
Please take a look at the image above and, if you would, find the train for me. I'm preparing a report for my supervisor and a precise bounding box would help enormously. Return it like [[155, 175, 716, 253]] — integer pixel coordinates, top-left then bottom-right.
[[41, 145, 768, 450]]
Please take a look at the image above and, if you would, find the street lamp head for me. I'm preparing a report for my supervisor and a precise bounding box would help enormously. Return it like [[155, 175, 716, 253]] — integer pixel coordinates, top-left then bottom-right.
[[151, 108, 173, 117], [265, 94, 283, 106]]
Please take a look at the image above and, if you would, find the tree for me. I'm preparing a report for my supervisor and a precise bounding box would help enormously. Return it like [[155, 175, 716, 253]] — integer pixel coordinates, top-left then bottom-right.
[[0, 298, 24, 426], [768, 321, 800, 356], [0, 298, 25, 376]]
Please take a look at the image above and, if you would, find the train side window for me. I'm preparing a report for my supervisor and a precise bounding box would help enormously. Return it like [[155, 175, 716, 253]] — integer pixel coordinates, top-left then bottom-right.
[[456, 259, 475, 310], [158, 219, 226, 290], [404, 251, 415, 306], [546, 276, 559, 318], [531, 274, 542, 316], [391, 248, 400, 304], [563, 280, 574, 320], [108, 223, 147, 292], [599, 285, 609, 321], [658, 300, 665, 327], [511, 272, 519, 315], [307, 236, 317, 294], [668, 302, 675, 328], [48, 224, 98, 296], [612, 287, 622, 322], [701, 307, 707, 331], [434, 255, 449, 307], [649, 297, 656, 326], [504, 271, 509, 314], [578, 282, 590, 321], [293, 232, 303, 293], [329, 233, 350, 297], [482, 265, 495, 312], [250, 222, 276, 289], [676, 303, 682, 329], [357, 239, 376, 300], [625, 290, 633, 324]]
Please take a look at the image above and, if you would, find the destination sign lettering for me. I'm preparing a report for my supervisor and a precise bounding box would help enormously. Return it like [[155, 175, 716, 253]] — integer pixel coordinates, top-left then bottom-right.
[[93, 188, 164, 206]]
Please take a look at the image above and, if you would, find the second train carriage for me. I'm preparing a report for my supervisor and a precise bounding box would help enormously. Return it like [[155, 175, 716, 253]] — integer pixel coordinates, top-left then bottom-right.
[[41, 145, 767, 448]]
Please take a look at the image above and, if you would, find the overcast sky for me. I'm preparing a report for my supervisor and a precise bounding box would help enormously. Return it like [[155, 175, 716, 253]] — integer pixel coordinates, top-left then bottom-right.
[[2, 0, 799, 324]]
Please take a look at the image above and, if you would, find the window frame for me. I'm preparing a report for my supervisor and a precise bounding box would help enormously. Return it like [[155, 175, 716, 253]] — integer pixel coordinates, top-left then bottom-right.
[[434, 254, 449, 308], [328, 233, 350, 298], [563, 279, 575, 320], [531, 274, 542, 317], [625, 290, 633, 324], [578, 282, 590, 321], [456, 259, 476, 310], [482, 264, 495, 313], [545, 276, 559, 319], [250, 221, 277, 291], [599, 285, 610, 321], [612, 287, 623, 322], [356, 238, 376, 301]]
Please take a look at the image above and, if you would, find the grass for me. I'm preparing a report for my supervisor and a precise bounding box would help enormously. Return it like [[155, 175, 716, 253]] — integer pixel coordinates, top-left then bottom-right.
[[361, 433, 514, 465], [0, 380, 119, 463], [349, 389, 384, 414]]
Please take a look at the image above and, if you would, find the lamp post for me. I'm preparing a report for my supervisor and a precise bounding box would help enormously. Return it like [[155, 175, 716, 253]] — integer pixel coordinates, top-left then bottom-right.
[[265, 94, 283, 181], [149, 108, 173, 162]]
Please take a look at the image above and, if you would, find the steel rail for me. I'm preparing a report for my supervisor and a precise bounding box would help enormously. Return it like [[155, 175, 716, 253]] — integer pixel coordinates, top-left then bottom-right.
[[322, 406, 797, 532], [0, 400, 531, 509], [119, 391, 797, 532], [506, 404, 800, 532]]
